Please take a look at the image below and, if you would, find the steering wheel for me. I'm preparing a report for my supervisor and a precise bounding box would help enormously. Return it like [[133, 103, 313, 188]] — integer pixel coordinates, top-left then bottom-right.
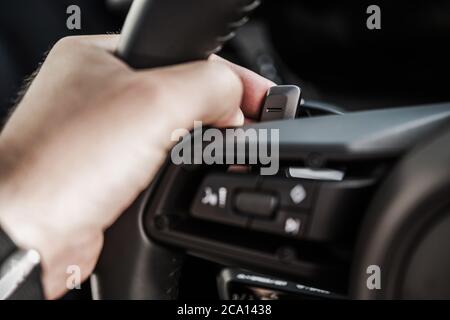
[[93, 0, 450, 299]]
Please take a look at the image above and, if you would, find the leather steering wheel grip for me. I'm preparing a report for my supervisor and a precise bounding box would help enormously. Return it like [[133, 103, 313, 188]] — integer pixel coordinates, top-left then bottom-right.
[[93, 176, 185, 300], [350, 123, 450, 299], [117, 0, 261, 69]]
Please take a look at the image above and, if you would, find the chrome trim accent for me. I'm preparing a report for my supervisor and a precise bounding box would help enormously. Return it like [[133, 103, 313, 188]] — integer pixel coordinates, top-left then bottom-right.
[[288, 167, 345, 181], [240, 0, 261, 13], [217, 32, 236, 42], [0, 249, 41, 300], [229, 16, 249, 28], [90, 274, 101, 301], [206, 45, 224, 55]]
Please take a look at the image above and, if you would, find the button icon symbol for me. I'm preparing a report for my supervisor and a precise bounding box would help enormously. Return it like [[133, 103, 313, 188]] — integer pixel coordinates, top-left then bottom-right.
[[284, 217, 301, 235], [218, 187, 227, 208], [201, 187, 218, 206], [290, 184, 306, 204]]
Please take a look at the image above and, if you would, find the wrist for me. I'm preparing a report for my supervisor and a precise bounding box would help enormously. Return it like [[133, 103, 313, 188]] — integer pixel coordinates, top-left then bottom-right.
[[0, 142, 94, 299], [0, 208, 101, 299]]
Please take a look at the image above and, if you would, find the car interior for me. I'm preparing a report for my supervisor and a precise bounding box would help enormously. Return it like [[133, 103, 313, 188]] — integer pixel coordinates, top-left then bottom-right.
[[1, 0, 449, 300]]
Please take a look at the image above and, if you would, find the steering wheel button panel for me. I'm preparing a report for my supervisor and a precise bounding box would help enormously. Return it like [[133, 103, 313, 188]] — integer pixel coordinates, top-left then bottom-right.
[[259, 177, 316, 210], [190, 173, 258, 227]]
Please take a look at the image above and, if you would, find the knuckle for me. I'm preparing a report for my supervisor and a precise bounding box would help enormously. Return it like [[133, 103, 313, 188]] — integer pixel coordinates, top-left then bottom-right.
[[204, 60, 243, 102], [50, 37, 87, 62], [206, 61, 243, 94], [121, 74, 168, 105], [53, 36, 83, 50]]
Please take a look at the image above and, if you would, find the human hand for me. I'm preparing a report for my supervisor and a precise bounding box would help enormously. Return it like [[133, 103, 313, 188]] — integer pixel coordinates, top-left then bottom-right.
[[0, 35, 274, 299]]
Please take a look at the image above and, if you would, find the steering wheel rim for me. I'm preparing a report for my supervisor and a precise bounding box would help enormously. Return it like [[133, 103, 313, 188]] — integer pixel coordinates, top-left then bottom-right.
[[93, 165, 185, 300], [350, 124, 450, 299]]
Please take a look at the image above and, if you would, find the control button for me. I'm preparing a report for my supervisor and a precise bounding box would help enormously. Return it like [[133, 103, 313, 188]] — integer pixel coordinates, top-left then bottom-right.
[[290, 185, 306, 205], [191, 173, 258, 227], [249, 211, 308, 239], [234, 191, 278, 218], [260, 178, 316, 210]]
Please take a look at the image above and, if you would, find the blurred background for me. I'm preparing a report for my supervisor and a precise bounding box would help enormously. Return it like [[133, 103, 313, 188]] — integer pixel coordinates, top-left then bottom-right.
[[1, 0, 450, 119]]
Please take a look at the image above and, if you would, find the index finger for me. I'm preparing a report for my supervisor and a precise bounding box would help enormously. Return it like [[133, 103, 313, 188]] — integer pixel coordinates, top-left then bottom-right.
[[210, 55, 275, 120]]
